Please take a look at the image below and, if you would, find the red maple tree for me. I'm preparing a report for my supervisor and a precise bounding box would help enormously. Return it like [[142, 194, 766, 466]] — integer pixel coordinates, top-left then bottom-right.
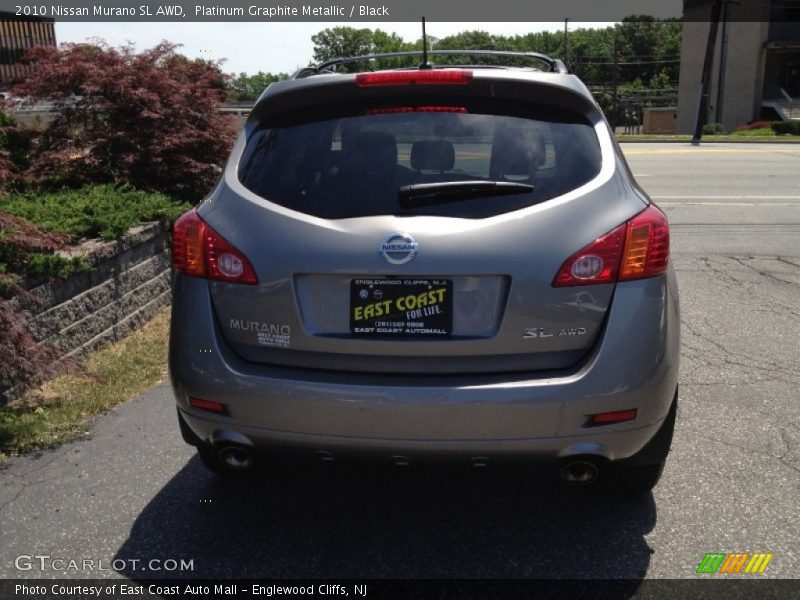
[[14, 41, 237, 201]]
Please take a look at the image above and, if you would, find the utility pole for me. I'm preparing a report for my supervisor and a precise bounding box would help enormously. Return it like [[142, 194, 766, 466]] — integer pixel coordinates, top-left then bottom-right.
[[716, 0, 739, 123], [612, 36, 619, 130], [692, 0, 725, 144], [564, 18, 569, 67]]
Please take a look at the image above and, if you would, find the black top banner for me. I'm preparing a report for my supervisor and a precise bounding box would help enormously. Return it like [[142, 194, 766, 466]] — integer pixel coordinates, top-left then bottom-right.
[[0, 0, 679, 22], [0, 0, 766, 22]]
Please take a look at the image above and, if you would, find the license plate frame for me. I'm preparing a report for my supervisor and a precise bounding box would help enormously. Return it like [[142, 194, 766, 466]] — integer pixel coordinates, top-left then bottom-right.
[[350, 278, 453, 338]]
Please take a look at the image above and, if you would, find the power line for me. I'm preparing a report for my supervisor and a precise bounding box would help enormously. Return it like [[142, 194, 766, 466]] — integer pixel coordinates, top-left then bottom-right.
[[580, 59, 681, 65]]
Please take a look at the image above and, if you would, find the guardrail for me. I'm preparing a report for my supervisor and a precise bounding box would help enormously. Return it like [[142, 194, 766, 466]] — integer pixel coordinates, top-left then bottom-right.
[[7, 103, 255, 117]]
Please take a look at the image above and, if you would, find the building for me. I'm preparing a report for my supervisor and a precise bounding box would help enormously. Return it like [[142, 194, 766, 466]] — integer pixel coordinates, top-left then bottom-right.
[[677, 0, 800, 133], [0, 12, 56, 88]]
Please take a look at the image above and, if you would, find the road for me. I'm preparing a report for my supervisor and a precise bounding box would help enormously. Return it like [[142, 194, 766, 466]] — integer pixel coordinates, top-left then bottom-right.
[[1, 143, 798, 581]]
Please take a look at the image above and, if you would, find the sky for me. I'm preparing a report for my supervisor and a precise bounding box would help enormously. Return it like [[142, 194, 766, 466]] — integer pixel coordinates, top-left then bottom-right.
[[55, 22, 614, 75]]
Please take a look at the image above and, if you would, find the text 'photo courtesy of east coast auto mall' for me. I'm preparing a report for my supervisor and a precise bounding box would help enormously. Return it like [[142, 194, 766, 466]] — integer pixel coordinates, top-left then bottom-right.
[[0, 0, 799, 598]]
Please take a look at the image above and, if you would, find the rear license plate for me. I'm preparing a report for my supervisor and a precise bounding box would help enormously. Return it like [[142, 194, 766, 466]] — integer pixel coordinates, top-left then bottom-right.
[[350, 278, 453, 338]]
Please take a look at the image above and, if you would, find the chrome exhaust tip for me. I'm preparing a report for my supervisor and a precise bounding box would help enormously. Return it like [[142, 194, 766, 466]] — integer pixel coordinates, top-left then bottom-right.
[[561, 460, 599, 485], [218, 445, 254, 470], [390, 455, 410, 467]]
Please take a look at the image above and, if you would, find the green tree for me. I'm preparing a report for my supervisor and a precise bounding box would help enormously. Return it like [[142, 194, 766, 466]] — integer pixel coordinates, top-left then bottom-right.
[[227, 71, 288, 101], [615, 17, 681, 85], [311, 27, 376, 70], [649, 70, 671, 90], [433, 31, 520, 66], [311, 27, 420, 71], [309, 22, 681, 83]]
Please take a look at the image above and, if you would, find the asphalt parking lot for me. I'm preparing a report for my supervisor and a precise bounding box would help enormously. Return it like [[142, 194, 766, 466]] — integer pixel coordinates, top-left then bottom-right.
[[1, 143, 798, 581]]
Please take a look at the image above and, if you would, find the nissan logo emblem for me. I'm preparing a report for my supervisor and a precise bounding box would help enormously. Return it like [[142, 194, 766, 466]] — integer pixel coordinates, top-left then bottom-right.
[[379, 233, 418, 265]]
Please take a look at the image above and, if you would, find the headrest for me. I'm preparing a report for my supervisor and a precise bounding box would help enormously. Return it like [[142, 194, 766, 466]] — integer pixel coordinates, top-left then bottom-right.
[[491, 131, 546, 179], [349, 131, 398, 172], [410, 140, 455, 172]]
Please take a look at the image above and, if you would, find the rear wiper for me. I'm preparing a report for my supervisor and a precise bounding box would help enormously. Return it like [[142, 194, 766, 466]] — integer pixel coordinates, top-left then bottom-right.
[[398, 180, 534, 208]]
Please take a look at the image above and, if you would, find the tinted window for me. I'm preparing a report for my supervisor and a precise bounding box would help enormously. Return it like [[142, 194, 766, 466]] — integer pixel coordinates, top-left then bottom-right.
[[239, 106, 601, 219]]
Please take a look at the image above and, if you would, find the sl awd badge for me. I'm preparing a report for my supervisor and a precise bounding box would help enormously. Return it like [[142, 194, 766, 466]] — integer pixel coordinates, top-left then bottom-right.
[[380, 233, 418, 265], [524, 327, 588, 339]]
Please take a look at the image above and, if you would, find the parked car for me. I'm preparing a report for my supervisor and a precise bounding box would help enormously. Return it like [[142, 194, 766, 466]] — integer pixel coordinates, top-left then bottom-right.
[[169, 50, 680, 495]]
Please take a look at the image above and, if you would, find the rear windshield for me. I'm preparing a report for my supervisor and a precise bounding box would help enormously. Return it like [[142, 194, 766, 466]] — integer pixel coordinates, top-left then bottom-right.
[[239, 102, 601, 219]]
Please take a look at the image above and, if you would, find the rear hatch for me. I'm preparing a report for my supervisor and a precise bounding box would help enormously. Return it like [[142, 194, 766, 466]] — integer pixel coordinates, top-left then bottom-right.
[[199, 69, 645, 374]]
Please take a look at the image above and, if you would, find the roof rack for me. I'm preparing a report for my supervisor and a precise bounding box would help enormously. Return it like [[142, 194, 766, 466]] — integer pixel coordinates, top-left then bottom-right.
[[293, 50, 568, 79]]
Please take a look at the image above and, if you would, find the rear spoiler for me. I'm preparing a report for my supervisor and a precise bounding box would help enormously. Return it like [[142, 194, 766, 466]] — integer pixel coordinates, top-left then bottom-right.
[[247, 70, 598, 130]]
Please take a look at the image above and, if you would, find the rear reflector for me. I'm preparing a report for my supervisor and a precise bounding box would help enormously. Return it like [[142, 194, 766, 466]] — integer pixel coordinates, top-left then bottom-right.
[[172, 209, 258, 285], [365, 106, 469, 115], [590, 409, 637, 425], [552, 204, 669, 287], [188, 396, 227, 414], [356, 70, 473, 87]]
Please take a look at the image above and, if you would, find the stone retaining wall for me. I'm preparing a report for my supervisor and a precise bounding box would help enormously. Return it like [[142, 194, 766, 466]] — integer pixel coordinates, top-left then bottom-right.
[[2, 222, 171, 403]]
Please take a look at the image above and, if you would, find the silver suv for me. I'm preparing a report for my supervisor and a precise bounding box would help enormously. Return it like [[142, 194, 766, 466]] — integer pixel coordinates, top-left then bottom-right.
[[169, 51, 679, 495]]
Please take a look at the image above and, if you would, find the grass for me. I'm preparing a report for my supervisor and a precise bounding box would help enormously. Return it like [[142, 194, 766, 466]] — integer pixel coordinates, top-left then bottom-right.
[[730, 128, 776, 137], [0, 309, 170, 459]]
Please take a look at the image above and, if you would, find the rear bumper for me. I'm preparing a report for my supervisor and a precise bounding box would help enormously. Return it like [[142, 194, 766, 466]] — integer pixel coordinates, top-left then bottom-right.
[[169, 268, 680, 463], [179, 408, 665, 465]]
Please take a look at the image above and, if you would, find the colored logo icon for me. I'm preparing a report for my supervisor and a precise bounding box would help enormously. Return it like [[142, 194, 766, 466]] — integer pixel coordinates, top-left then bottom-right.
[[696, 552, 773, 574]]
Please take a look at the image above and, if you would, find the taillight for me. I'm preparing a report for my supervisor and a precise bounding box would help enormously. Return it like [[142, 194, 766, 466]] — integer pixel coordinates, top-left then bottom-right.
[[355, 70, 473, 87], [365, 106, 468, 115], [172, 209, 258, 285], [618, 205, 670, 281], [552, 225, 626, 287], [552, 204, 669, 287]]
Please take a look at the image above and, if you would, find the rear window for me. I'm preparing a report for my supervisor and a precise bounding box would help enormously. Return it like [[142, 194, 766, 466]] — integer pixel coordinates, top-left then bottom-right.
[[239, 101, 601, 219]]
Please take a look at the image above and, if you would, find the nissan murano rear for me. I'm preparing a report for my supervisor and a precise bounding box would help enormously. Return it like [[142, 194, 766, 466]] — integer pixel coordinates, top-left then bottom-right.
[[169, 51, 680, 495]]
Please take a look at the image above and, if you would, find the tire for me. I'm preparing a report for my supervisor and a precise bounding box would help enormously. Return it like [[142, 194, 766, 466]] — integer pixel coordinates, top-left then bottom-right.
[[177, 409, 203, 447], [602, 462, 665, 496], [196, 444, 226, 474], [601, 389, 678, 496]]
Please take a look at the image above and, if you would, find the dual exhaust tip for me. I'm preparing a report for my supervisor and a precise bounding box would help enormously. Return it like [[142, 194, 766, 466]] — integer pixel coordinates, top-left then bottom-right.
[[218, 445, 254, 470], [560, 459, 600, 485], [216, 444, 600, 485]]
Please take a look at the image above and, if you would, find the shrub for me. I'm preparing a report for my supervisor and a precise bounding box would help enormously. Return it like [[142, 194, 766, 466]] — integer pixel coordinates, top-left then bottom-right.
[[735, 120, 771, 131], [0, 300, 69, 404], [13, 41, 237, 201], [0, 106, 20, 193], [0, 214, 77, 400], [24, 254, 89, 280], [0, 184, 189, 240], [0, 211, 78, 296], [771, 120, 800, 136], [702, 123, 724, 135]]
